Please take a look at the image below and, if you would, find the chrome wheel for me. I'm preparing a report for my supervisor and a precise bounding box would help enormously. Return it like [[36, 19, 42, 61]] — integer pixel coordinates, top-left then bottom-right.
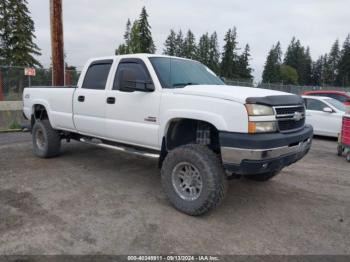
[[35, 128, 46, 150], [171, 162, 203, 201]]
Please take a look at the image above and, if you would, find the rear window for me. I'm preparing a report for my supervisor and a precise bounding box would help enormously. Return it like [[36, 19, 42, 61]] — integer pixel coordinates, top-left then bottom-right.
[[82, 61, 112, 90]]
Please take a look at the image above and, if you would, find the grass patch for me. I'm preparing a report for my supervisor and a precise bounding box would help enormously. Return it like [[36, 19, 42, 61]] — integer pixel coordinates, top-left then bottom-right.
[[8, 120, 22, 130]]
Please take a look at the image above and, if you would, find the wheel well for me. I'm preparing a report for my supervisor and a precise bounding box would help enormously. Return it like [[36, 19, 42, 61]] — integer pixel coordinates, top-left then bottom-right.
[[31, 104, 49, 127], [165, 119, 220, 152]]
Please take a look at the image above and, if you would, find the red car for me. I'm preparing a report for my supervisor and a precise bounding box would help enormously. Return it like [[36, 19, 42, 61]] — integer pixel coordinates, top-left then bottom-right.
[[302, 90, 350, 106]]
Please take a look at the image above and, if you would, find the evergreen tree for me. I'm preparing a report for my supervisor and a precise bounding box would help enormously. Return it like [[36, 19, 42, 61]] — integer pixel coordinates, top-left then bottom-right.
[[197, 33, 210, 66], [337, 35, 350, 86], [0, 0, 10, 64], [0, 0, 41, 66], [328, 39, 340, 85], [129, 20, 141, 53], [220, 28, 238, 78], [183, 30, 197, 59], [237, 44, 253, 80], [284, 37, 312, 85], [137, 6, 155, 53], [174, 30, 184, 57], [262, 42, 282, 83], [124, 19, 132, 50], [208, 32, 220, 74], [311, 55, 324, 86], [163, 29, 176, 56]]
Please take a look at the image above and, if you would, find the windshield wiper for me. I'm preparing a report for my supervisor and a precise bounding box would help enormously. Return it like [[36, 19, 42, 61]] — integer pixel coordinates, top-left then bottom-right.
[[172, 82, 199, 88]]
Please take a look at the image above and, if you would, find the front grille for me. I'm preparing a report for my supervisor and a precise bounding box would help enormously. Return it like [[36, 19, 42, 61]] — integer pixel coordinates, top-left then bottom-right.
[[275, 106, 305, 116], [274, 105, 305, 132]]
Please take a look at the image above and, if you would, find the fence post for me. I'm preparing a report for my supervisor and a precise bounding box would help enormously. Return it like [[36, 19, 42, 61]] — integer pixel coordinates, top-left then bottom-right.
[[0, 69, 4, 101]]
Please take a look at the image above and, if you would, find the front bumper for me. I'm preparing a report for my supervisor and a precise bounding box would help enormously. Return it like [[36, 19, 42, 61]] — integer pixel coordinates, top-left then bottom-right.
[[219, 125, 313, 175]]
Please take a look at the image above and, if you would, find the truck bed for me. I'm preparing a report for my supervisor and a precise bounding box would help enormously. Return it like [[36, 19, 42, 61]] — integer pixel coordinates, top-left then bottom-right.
[[23, 86, 77, 132]]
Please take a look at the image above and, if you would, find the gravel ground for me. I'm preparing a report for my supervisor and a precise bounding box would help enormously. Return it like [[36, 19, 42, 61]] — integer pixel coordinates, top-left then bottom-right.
[[0, 132, 349, 255]]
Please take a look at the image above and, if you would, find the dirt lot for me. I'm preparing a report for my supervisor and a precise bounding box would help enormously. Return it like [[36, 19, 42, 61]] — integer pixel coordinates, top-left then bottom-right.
[[0, 132, 349, 255]]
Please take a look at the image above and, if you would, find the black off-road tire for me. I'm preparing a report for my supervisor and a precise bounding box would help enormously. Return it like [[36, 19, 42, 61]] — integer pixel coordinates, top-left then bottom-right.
[[161, 144, 228, 216], [245, 170, 280, 182], [32, 119, 61, 158]]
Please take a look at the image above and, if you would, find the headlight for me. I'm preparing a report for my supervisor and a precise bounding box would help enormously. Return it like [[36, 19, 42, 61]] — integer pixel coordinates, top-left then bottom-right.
[[248, 121, 277, 133], [245, 104, 274, 116]]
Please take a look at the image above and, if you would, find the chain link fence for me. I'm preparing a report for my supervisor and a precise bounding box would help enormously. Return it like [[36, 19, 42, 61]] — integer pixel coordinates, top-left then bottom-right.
[[0, 66, 80, 101], [257, 82, 350, 95]]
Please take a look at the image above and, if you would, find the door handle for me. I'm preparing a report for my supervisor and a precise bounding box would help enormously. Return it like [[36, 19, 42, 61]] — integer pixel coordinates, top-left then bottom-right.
[[106, 97, 116, 104], [78, 95, 85, 102]]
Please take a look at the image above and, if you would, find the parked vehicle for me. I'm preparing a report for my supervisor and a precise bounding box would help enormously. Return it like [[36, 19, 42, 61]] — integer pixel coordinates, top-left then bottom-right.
[[337, 113, 350, 162], [303, 96, 346, 137], [23, 54, 313, 216], [302, 90, 350, 106]]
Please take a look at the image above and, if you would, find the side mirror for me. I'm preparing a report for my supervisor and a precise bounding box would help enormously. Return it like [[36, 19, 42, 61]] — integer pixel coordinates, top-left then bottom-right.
[[323, 107, 333, 113]]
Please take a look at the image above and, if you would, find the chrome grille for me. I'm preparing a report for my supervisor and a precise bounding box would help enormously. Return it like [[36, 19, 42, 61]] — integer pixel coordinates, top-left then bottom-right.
[[274, 105, 305, 132]]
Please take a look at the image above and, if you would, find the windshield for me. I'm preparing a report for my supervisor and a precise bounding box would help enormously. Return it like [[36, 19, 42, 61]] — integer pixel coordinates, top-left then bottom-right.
[[325, 98, 347, 112], [149, 57, 225, 88]]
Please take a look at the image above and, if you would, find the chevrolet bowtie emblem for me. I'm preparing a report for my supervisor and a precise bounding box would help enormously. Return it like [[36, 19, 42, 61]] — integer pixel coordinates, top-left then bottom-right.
[[293, 111, 303, 121]]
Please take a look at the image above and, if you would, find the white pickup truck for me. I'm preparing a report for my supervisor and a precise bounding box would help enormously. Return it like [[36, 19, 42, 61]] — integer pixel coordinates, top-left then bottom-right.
[[23, 54, 313, 215]]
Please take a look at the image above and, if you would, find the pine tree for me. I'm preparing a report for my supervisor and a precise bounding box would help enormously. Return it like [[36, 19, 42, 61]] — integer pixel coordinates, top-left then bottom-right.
[[208, 32, 220, 74], [129, 20, 141, 53], [174, 30, 184, 57], [163, 29, 176, 56], [262, 42, 282, 83], [337, 35, 350, 86], [0, 0, 41, 66], [237, 44, 253, 80], [197, 33, 210, 66], [0, 0, 10, 64], [311, 55, 324, 86], [124, 19, 132, 50], [328, 39, 340, 85], [183, 30, 197, 59], [284, 37, 312, 85], [220, 28, 239, 78], [137, 7, 155, 53]]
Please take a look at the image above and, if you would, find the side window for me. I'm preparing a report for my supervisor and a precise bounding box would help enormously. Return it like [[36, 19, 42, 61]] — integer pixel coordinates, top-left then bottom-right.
[[306, 99, 326, 111], [334, 95, 347, 103], [82, 61, 112, 90], [113, 62, 151, 91]]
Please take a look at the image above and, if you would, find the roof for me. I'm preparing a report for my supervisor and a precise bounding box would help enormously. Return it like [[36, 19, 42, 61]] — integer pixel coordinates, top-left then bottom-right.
[[88, 53, 194, 62]]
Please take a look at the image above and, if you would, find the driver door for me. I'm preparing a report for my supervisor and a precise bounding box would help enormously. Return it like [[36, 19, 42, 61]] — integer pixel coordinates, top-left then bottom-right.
[[105, 58, 161, 149]]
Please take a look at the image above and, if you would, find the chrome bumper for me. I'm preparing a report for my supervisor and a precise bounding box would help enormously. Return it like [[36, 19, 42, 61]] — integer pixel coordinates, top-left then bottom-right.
[[221, 138, 312, 165]]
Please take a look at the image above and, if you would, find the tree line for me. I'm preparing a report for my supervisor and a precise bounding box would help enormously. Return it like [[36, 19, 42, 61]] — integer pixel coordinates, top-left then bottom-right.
[[1, 2, 349, 87], [116, 7, 253, 81], [262, 37, 350, 87]]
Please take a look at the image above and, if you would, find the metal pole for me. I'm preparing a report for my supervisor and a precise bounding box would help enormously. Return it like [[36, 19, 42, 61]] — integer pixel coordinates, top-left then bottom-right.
[[50, 0, 64, 86]]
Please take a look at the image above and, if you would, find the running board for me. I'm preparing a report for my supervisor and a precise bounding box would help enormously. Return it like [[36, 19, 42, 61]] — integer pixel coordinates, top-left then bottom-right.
[[80, 138, 160, 159]]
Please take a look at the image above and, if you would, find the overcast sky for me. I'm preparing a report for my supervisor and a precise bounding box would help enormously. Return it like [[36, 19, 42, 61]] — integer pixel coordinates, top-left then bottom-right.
[[28, 0, 349, 82]]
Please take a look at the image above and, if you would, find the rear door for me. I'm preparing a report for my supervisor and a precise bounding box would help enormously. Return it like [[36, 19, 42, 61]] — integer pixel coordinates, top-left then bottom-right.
[[73, 59, 113, 137]]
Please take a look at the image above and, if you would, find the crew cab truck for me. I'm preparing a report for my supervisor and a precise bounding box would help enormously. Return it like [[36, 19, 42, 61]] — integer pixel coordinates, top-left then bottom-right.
[[23, 54, 313, 216]]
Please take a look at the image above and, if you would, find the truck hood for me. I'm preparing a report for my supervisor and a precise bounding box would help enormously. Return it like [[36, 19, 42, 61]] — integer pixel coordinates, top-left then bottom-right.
[[171, 85, 293, 104]]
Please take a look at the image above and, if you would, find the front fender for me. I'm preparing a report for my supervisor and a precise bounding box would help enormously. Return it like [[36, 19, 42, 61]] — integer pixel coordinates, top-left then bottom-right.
[[159, 109, 228, 146]]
